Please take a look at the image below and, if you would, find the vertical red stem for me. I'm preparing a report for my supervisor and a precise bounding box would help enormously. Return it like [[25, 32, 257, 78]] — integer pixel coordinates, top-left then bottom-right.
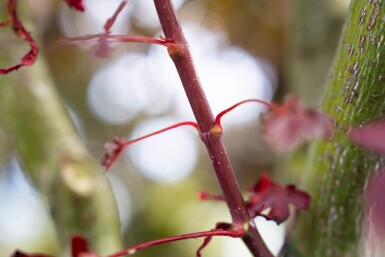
[[153, 1, 273, 256]]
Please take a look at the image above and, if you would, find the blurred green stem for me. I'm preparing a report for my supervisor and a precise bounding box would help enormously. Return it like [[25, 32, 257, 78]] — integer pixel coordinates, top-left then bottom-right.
[[294, 1, 385, 256], [0, 4, 122, 256], [287, 0, 344, 105]]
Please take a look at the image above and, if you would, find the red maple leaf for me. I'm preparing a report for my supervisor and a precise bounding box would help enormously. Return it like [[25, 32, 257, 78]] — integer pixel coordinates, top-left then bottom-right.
[[64, 0, 85, 12], [246, 173, 310, 224], [348, 120, 385, 155], [261, 94, 334, 152]]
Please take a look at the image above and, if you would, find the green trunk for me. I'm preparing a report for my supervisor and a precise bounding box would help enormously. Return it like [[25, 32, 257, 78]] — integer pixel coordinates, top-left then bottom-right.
[[294, 1, 385, 256]]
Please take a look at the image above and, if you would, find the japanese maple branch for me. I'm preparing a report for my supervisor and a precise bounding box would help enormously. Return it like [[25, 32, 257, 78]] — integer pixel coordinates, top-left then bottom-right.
[[153, 0, 272, 256]]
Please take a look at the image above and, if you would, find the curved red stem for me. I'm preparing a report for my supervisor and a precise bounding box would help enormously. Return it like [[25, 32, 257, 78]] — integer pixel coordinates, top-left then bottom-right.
[[214, 99, 282, 129], [102, 121, 199, 171], [106, 229, 244, 257], [122, 121, 199, 147]]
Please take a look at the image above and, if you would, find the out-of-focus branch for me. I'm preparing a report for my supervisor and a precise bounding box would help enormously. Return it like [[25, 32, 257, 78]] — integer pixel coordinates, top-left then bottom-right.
[[287, 0, 345, 104], [0, 5, 122, 256]]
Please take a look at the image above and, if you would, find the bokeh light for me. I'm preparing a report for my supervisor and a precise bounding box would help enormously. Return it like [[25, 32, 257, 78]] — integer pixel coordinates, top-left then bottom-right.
[[106, 173, 133, 231], [87, 53, 151, 125], [126, 116, 199, 183], [0, 159, 57, 257], [11, 0, 279, 255], [221, 217, 285, 257], [132, 0, 186, 28], [147, 23, 276, 127], [59, 0, 133, 37]]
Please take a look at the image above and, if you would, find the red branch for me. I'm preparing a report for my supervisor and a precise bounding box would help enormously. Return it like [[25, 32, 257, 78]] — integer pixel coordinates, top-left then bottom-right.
[[153, 0, 273, 256]]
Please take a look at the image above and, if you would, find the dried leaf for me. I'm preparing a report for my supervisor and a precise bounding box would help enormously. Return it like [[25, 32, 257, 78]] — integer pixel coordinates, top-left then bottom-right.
[[348, 120, 385, 155], [101, 137, 125, 171], [246, 174, 310, 224], [262, 94, 334, 152]]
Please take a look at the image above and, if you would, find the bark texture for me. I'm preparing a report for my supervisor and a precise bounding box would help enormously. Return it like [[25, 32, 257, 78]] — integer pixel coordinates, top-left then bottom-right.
[[294, 1, 385, 256]]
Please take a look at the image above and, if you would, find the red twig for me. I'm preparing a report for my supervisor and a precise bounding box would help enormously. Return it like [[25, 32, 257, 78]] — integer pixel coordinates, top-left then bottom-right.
[[199, 191, 225, 201], [102, 121, 199, 171], [59, 0, 173, 56], [122, 121, 199, 147], [59, 35, 172, 47], [104, 0, 130, 33], [214, 99, 282, 130], [106, 229, 243, 257]]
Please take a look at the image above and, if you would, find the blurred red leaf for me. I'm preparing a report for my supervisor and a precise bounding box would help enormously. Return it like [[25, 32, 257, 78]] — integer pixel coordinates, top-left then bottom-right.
[[91, 36, 111, 58], [348, 120, 385, 155], [261, 94, 334, 152], [72, 235, 89, 257], [246, 174, 310, 224], [0, 0, 39, 75], [365, 171, 385, 239], [9, 235, 98, 257], [65, 0, 85, 12]]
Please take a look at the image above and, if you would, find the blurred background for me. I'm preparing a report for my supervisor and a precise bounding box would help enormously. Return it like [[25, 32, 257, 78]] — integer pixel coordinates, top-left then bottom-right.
[[0, 0, 349, 256]]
